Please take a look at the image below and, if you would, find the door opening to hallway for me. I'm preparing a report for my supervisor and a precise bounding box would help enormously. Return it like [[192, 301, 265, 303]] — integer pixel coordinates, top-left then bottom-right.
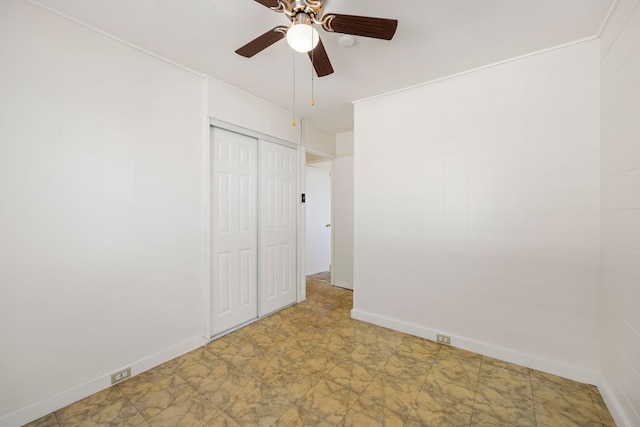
[[304, 153, 332, 281]]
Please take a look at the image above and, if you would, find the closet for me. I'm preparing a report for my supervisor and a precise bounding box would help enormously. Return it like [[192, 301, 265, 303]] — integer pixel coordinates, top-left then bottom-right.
[[210, 126, 298, 336]]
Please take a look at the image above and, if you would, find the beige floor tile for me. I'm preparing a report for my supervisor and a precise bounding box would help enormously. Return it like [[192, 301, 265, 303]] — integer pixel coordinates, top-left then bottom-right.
[[471, 407, 536, 427], [338, 397, 405, 427], [216, 340, 262, 368], [123, 374, 197, 420], [409, 388, 474, 427], [531, 369, 589, 392], [22, 413, 60, 427], [531, 375, 601, 418], [534, 406, 606, 427], [360, 373, 421, 417], [297, 379, 359, 425], [531, 373, 607, 426], [197, 370, 259, 410], [348, 342, 394, 372], [273, 405, 334, 427], [472, 381, 536, 426], [360, 332, 403, 355], [146, 392, 219, 427], [169, 346, 221, 372], [438, 345, 483, 369], [224, 384, 291, 427], [202, 409, 242, 427], [325, 358, 377, 394], [420, 369, 477, 411], [429, 356, 480, 392], [293, 348, 340, 376], [260, 361, 321, 402], [322, 333, 361, 356], [477, 362, 532, 401], [395, 336, 441, 361], [56, 387, 147, 427], [382, 353, 430, 387], [176, 354, 232, 391], [231, 354, 276, 378]]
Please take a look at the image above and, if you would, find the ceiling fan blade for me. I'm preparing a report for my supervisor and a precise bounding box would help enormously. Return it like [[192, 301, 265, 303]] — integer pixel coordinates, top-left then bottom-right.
[[322, 14, 398, 40], [235, 26, 287, 58], [254, 0, 280, 8], [308, 38, 334, 77]]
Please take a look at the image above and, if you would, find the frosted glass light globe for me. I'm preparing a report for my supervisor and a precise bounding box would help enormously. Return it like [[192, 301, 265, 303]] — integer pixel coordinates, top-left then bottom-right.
[[286, 23, 320, 53]]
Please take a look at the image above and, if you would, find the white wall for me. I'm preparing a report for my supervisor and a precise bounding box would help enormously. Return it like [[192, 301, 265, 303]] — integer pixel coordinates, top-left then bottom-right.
[[599, 0, 640, 425], [207, 77, 336, 154], [336, 131, 354, 157], [0, 1, 206, 425], [352, 40, 601, 383], [334, 131, 354, 289], [207, 77, 301, 145], [303, 121, 336, 156]]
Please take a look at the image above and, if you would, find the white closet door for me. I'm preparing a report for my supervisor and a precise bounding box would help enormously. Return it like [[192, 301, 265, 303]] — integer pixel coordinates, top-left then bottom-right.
[[259, 140, 297, 315], [211, 128, 258, 335]]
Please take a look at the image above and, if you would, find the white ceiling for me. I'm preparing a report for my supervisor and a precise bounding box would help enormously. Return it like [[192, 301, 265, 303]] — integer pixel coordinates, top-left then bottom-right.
[[33, 0, 614, 134]]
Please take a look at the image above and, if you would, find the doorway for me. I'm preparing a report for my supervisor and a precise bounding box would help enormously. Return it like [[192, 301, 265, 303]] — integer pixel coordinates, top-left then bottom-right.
[[305, 152, 332, 280]]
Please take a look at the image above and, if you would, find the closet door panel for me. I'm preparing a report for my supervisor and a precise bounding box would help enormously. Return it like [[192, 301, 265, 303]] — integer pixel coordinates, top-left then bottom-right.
[[211, 128, 258, 335], [259, 140, 297, 315]]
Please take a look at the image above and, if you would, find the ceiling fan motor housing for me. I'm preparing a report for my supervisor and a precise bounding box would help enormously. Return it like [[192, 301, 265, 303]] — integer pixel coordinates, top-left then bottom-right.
[[282, 0, 324, 22]]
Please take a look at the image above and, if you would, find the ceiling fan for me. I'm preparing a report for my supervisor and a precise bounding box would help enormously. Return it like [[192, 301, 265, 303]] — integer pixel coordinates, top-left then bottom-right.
[[235, 0, 398, 77]]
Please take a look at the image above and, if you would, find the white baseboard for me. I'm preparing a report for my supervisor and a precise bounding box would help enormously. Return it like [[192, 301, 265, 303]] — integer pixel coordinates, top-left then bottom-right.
[[597, 375, 637, 427], [351, 309, 599, 385], [1, 335, 208, 427]]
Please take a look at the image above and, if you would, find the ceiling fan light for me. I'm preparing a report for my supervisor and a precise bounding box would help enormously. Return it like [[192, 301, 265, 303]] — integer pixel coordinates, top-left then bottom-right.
[[286, 23, 319, 53]]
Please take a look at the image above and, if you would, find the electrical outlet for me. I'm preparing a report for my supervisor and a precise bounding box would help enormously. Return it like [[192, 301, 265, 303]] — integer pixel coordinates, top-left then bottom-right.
[[437, 334, 451, 345], [111, 367, 131, 385]]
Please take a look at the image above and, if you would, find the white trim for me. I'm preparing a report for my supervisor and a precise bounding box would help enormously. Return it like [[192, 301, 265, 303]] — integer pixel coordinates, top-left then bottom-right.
[[597, 0, 620, 38], [1, 336, 207, 427], [351, 309, 600, 385], [299, 118, 336, 138], [304, 147, 337, 160], [298, 127, 307, 302], [257, 138, 264, 318], [353, 36, 599, 105], [600, 0, 640, 63], [302, 147, 335, 285], [209, 119, 297, 150], [202, 80, 212, 340], [210, 316, 260, 341], [598, 375, 636, 427], [26, 0, 205, 78], [330, 161, 335, 286]]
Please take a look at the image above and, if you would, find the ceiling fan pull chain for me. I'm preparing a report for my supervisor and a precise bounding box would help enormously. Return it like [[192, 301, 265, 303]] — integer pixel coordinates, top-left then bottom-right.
[[292, 52, 297, 127], [311, 29, 315, 106]]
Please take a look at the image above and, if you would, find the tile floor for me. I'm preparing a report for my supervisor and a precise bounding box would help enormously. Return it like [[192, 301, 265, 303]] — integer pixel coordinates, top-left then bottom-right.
[[26, 274, 616, 426]]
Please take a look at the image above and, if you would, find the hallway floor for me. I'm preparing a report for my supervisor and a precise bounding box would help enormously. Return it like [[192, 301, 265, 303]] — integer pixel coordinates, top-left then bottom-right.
[[26, 277, 615, 426]]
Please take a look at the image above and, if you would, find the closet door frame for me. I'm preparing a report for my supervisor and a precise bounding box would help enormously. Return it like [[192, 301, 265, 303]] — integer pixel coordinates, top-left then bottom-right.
[[206, 119, 302, 339]]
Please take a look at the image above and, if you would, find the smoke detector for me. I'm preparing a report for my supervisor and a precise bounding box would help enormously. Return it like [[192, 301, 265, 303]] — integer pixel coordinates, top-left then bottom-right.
[[337, 34, 355, 48]]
